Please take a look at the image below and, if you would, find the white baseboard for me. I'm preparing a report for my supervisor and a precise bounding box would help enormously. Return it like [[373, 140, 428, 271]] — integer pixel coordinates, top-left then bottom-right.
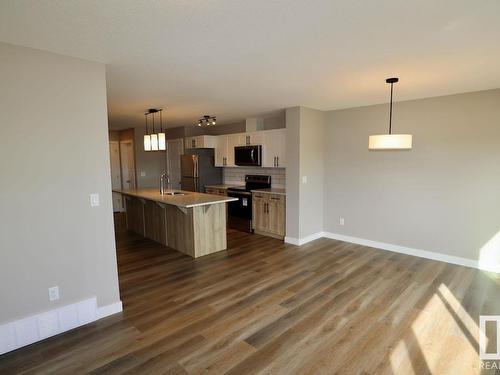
[[285, 232, 324, 246], [322, 232, 499, 272], [0, 298, 123, 355], [285, 231, 499, 274], [284, 236, 300, 245], [96, 301, 123, 319]]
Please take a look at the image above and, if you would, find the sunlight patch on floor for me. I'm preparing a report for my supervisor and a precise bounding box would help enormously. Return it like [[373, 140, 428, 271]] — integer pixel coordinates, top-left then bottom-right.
[[390, 283, 481, 374]]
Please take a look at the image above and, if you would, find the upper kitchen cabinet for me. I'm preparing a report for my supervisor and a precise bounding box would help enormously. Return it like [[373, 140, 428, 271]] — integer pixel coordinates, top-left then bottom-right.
[[185, 135, 217, 149], [215, 136, 228, 166], [243, 132, 264, 146], [215, 133, 244, 167], [214, 128, 286, 168], [262, 129, 286, 167]]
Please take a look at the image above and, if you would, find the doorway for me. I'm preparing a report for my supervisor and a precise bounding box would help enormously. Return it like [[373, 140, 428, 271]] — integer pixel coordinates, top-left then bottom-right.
[[109, 140, 124, 212], [120, 140, 136, 190]]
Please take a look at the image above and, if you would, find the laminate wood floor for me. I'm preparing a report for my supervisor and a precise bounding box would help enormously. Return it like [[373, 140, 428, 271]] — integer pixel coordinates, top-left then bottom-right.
[[1, 216, 499, 374]]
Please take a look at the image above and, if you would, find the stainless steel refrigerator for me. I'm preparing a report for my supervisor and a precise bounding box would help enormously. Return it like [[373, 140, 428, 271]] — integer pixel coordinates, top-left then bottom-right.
[[180, 148, 223, 192]]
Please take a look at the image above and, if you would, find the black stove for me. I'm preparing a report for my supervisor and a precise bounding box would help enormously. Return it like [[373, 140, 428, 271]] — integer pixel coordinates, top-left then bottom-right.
[[227, 175, 271, 232]]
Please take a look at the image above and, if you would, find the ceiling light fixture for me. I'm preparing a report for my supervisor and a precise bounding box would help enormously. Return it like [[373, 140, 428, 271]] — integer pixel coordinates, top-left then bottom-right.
[[150, 110, 158, 151], [369, 77, 412, 150], [157, 109, 166, 151], [144, 108, 166, 151], [144, 113, 151, 151], [198, 115, 216, 127]]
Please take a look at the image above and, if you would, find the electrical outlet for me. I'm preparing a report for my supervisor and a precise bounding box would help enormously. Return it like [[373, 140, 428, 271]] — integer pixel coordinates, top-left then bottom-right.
[[48, 286, 59, 302], [339, 217, 345, 226], [140, 171, 146, 177], [90, 193, 100, 207]]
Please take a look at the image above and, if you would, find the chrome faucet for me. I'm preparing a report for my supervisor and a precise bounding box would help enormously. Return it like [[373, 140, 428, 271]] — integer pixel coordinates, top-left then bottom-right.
[[160, 172, 170, 194]]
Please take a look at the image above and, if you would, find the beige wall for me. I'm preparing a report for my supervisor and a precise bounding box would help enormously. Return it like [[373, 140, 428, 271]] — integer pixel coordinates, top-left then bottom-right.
[[0, 43, 120, 323], [323, 89, 500, 268]]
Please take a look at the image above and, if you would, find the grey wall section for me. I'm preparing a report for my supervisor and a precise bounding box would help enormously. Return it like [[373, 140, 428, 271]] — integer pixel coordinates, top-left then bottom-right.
[[134, 130, 167, 188], [0, 43, 121, 323], [299, 107, 325, 238], [324, 89, 500, 265], [285, 107, 301, 239], [285, 107, 325, 240]]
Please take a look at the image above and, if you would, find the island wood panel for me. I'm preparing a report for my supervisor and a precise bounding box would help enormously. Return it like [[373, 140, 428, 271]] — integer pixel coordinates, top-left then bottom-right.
[[165, 205, 195, 256], [124, 196, 145, 235], [192, 203, 227, 257], [143, 200, 167, 245]]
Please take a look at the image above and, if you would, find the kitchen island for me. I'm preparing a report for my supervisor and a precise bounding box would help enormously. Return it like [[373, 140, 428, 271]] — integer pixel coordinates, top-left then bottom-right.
[[114, 188, 237, 258]]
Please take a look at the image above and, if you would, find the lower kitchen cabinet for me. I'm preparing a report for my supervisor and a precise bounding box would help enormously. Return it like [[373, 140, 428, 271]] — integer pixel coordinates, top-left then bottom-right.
[[252, 192, 286, 239]]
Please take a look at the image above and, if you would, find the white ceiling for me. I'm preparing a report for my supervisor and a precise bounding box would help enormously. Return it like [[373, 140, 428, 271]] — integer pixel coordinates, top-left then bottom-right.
[[1, 0, 500, 129]]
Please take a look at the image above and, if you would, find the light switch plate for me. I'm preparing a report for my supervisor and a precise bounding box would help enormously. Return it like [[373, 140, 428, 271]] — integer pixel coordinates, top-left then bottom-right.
[[302, 176, 308, 184], [339, 217, 345, 226], [140, 171, 146, 177], [90, 193, 100, 207]]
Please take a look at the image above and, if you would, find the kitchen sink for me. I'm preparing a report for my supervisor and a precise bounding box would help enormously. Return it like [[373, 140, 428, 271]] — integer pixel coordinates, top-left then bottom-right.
[[162, 191, 187, 196]]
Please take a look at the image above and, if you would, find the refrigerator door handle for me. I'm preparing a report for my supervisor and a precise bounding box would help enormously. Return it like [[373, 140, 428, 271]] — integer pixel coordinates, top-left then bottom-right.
[[193, 156, 199, 178]]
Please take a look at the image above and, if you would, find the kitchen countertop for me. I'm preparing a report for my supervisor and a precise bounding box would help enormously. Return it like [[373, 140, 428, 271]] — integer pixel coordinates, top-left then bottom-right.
[[204, 184, 244, 190], [113, 188, 237, 208], [251, 188, 286, 195]]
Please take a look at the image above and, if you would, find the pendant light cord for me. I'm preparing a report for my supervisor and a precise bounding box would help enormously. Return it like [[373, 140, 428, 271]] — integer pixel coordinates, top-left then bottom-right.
[[389, 81, 393, 135]]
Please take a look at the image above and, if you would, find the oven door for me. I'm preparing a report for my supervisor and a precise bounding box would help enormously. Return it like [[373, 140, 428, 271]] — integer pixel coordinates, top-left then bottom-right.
[[235, 145, 262, 167], [227, 189, 253, 232], [227, 190, 252, 218]]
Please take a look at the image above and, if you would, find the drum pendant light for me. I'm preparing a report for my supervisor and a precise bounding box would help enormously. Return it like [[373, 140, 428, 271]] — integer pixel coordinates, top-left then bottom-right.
[[150, 109, 159, 151], [144, 114, 151, 151], [158, 109, 166, 151], [369, 77, 412, 150]]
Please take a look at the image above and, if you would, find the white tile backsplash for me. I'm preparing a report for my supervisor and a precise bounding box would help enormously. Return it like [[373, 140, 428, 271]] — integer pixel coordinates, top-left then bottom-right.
[[223, 167, 286, 188]]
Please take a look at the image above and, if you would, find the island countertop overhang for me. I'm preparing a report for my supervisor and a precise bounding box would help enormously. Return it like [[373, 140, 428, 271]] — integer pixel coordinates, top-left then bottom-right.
[[113, 188, 237, 208]]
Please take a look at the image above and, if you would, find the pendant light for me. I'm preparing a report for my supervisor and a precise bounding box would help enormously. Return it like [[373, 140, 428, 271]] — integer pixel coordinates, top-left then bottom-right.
[[158, 109, 166, 151], [150, 111, 159, 151], [143, 114, 151, 151], [369, 77, 412, 150]]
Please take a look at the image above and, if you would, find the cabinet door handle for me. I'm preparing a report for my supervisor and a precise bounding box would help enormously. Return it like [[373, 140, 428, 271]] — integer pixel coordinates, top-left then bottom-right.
[[276, 156, 279, 166], [273, 156, 276, 167]]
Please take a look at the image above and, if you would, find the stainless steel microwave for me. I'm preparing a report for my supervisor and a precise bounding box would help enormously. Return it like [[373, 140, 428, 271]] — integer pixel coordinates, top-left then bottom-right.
[[234, 145, 262, 166]]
